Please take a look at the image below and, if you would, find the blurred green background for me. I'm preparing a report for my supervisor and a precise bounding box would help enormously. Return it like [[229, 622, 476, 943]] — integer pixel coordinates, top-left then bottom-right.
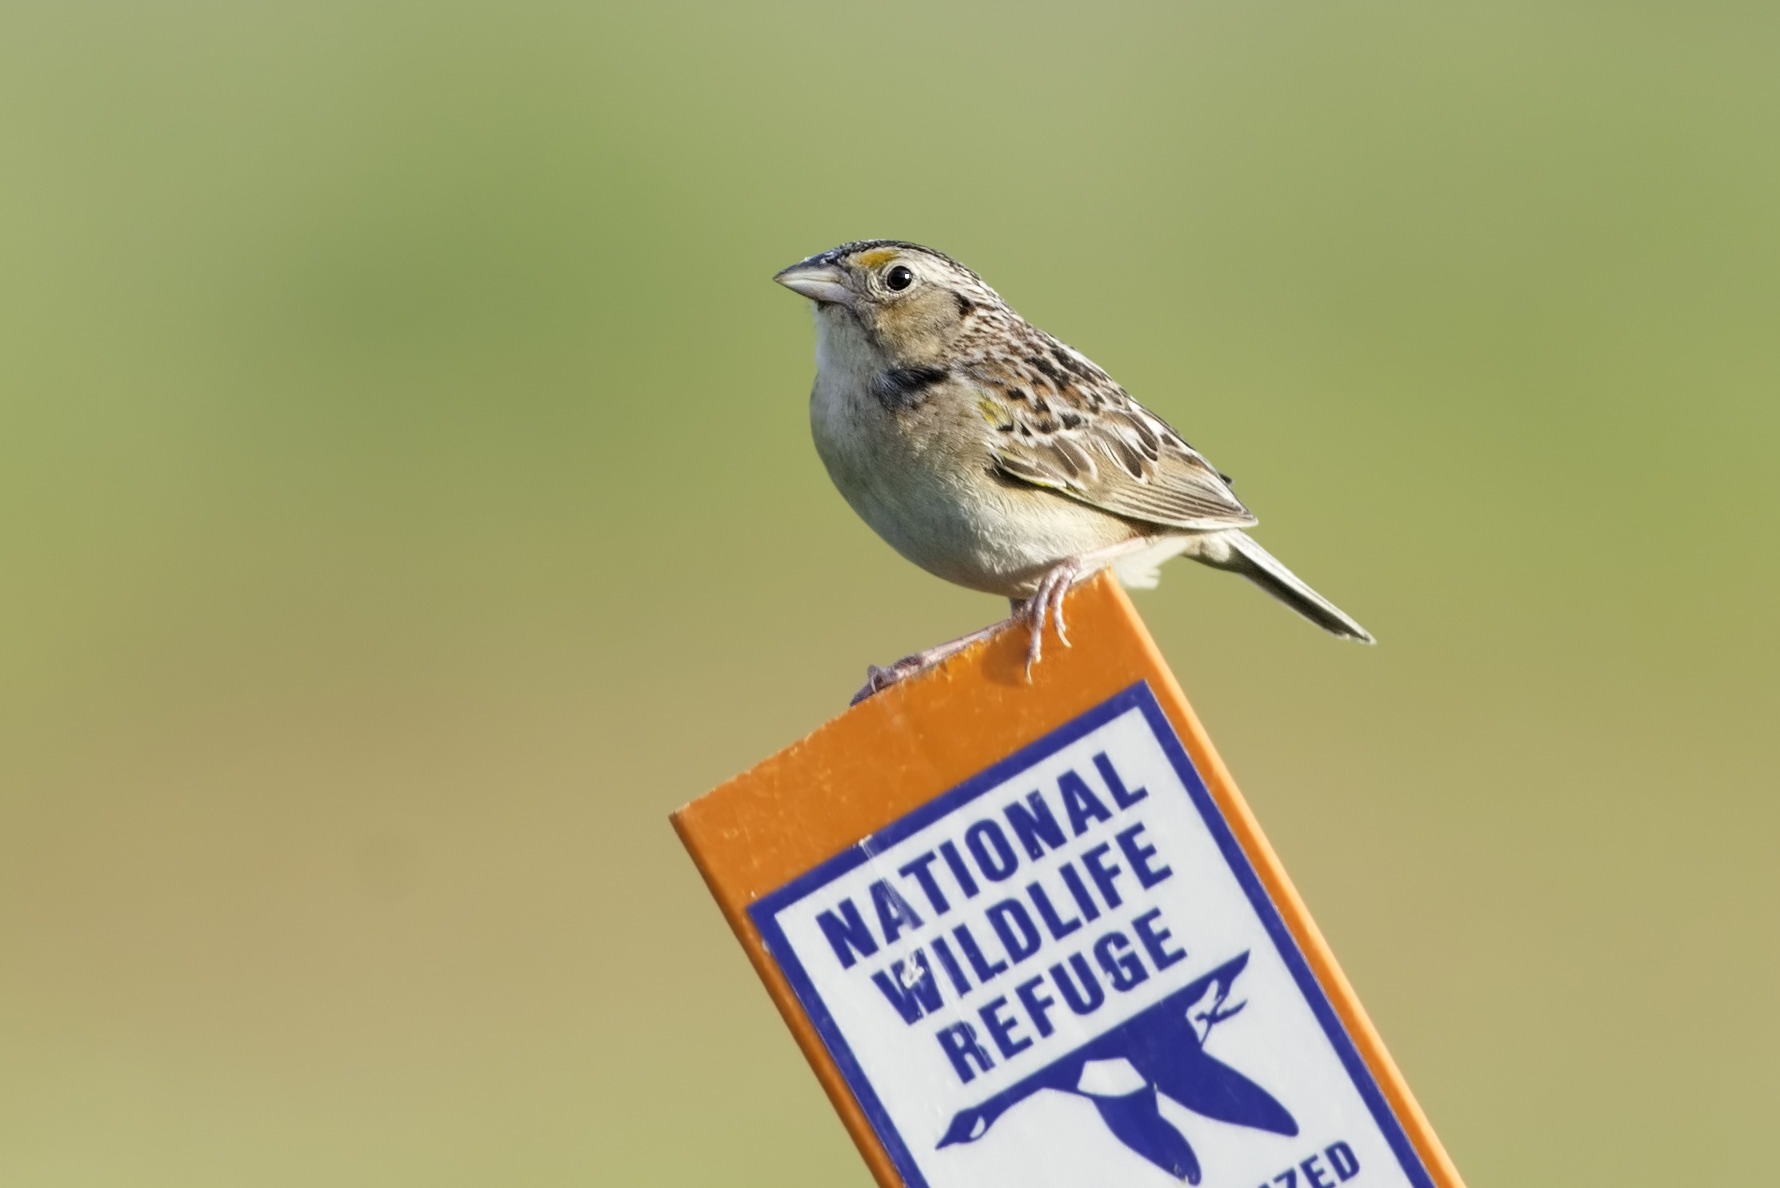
[[1, 1, 1775, 1184]]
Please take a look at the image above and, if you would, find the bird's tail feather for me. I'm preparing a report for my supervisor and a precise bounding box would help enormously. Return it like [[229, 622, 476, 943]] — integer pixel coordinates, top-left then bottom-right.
[[1212, 530, 1374, 644]]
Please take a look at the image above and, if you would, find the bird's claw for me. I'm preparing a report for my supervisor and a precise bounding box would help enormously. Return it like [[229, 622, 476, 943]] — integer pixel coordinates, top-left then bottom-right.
[[852, 662, 902, 705], [856, 555, 1101, 701], [851, 655, 935, 705], [1019, 562, 1081, 678], [848, 620, 1012, 706]]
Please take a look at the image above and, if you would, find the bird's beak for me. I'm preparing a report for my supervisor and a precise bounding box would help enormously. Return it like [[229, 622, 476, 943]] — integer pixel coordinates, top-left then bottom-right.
[[773, 259, 855, 308]]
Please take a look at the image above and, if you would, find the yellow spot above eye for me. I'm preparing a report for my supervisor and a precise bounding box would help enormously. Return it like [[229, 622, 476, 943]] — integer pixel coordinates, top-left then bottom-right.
[[857, 248, 898, 268]]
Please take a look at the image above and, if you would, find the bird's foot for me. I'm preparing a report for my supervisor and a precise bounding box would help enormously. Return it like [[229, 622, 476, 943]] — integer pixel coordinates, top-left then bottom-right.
[[850, 620, 1008, 706], [851, 657, 928, 705], [1014, 558, 1089, 677], [855, 538, 1159, 702], [1012, 538, 1167, 679]]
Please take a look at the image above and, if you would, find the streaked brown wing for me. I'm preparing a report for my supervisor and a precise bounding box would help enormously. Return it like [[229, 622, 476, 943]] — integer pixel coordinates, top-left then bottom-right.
[[968, 360, 1256, 532]]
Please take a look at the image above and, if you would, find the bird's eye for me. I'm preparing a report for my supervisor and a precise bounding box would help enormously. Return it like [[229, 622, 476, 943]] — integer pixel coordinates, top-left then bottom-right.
[[885, 265, 914, 291]]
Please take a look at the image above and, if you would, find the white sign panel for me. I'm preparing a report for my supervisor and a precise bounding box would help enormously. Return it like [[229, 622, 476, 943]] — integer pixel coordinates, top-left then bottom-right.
[[751, 683, 1436, 1188]]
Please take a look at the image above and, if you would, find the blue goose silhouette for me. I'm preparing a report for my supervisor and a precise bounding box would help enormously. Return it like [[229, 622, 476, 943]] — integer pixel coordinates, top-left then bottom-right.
[[936, 952, 1296, 1183]]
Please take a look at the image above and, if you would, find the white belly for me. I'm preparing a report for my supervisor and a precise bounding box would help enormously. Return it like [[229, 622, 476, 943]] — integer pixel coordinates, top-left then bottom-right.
[[809, 371, 1133, 599]]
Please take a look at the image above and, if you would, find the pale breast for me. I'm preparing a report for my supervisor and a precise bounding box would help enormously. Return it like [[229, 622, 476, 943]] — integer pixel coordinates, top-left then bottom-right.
[[808, 368, 1137, 599]]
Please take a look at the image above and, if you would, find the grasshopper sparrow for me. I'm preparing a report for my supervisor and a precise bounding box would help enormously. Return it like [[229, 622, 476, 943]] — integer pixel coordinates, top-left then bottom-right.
[[775, 240, 1373, 703]]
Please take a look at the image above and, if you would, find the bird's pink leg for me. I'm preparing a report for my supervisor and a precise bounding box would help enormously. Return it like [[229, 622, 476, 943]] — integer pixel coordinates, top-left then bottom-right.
[[1013, 537, 1159, 674], [851, 620, 1009, 705], [852, 536, 1162, 704]]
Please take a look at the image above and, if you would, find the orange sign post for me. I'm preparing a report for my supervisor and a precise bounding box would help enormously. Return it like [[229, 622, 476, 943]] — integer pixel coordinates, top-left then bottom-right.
[[673, 573, 1464, 1188]]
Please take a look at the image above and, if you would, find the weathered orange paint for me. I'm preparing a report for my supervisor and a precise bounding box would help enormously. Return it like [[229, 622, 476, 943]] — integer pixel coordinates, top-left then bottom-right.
[[671, 572, 1464, 1188]]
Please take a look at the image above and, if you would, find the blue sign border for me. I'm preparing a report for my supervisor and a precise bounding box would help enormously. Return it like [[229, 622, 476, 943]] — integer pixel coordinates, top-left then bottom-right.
[[749, 682, 1435, 1188]]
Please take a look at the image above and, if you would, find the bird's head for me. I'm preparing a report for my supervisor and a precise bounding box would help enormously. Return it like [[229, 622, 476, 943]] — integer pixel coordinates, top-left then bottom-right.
[[773, 240, 1003, 364]]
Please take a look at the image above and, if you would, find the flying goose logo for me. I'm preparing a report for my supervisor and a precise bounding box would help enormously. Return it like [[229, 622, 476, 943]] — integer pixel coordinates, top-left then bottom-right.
[[935, 952, 1295, 1184]]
